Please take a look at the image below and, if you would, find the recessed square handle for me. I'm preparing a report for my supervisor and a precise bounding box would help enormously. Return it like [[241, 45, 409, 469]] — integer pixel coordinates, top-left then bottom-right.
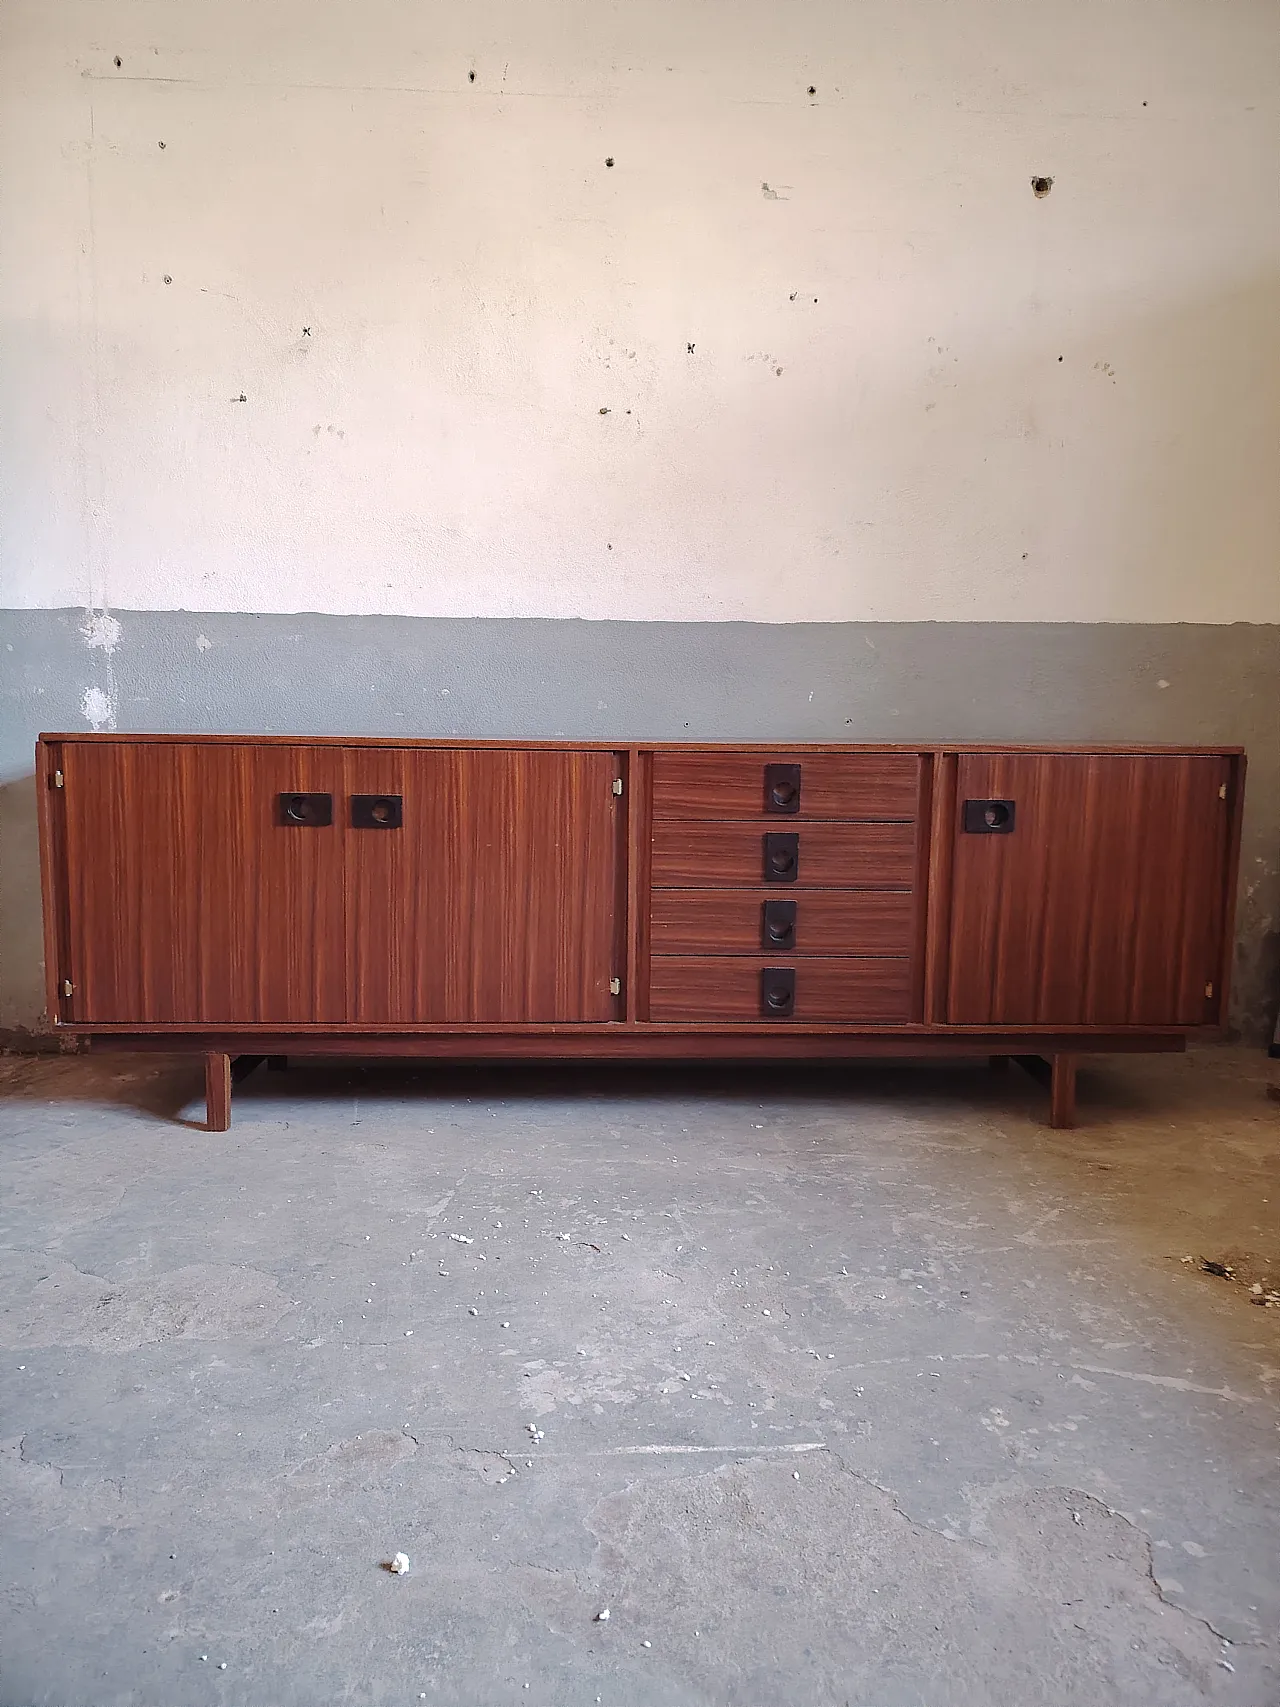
[[352, 794, 403, 829], [763, 831, 799, 882], [963, 798, 1016, 834], [761, 966, 796, 1017], [277, 792, 332, 826], [762, 899, 797, 949], [764, 762, 801, 814]]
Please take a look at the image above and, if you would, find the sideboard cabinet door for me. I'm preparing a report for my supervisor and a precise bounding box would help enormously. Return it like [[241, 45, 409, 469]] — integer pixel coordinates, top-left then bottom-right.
[[342, 747, 621, 1023], [59, 741, 347, 1024], [946, 753, 1234, 1027], [57, 743, 622, 1027]]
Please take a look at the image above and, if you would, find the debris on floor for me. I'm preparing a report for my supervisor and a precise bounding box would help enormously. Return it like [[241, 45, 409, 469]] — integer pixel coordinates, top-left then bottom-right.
[[388, 1552, 411, 1575]]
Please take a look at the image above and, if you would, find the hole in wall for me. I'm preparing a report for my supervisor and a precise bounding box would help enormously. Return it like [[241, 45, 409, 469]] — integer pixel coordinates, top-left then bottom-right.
[[1031, 175, 1053, 197]]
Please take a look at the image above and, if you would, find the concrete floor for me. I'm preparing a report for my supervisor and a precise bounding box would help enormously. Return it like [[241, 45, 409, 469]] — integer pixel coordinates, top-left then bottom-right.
[[1, 1049, 1278, 1707]]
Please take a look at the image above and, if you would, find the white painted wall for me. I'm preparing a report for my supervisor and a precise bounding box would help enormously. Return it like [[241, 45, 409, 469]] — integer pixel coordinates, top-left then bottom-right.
[[3, 0, 1279, 624]]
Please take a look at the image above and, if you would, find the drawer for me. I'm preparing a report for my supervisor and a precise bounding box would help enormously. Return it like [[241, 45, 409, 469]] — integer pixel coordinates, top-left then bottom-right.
[[651, 889, 915, 955], [649, 956, 913, 1023], [651, 822, 916, 888], [652, 752, 920, 821]]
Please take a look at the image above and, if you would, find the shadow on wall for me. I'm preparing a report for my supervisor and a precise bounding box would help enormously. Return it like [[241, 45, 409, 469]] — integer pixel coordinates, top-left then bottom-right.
[[0, 775, 51, 1044]]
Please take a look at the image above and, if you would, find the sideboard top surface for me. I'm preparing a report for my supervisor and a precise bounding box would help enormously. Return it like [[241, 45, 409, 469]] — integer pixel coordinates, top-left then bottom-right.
[[37, 734, 1246, 756]]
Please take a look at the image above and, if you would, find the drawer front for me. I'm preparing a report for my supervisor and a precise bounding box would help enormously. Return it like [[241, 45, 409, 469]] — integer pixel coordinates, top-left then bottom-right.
[[649, 956, 912, 1023], [652, 752, 920, 821], [651, 889, 915, 956], [651, 822, 916, 888]]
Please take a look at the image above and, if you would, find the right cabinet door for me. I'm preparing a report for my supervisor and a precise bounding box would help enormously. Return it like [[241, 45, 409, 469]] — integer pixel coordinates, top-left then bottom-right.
[[946, 753, 1234, 1026]]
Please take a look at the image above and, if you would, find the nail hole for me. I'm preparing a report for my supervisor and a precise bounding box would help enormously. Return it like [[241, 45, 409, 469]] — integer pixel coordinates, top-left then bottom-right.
[[468, 70, 476, 82], [1031, 175, 1053, 197], [605, 157, 614, 167], [158, 140, 166, 149], [807, 85, 816, 95], [113, 55, 122, 67], [686, 342, 695, 354], [163, 274, 172, 285]]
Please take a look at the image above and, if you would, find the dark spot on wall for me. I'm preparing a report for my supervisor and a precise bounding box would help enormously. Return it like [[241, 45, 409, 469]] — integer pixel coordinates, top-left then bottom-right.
[[1031, 175, 1053, 197], [163, 274, 172, 285], [1058, 355, 1064, 362], [607, 543, 612, 550], [233, 393, 247, 403], [775, 366, 783, 376], [158, 140, 166, 149], [302, 327, 311, 336], [469, 70, 476, 82], [807, 85, 816, 95], [113, 56, 122, 67], [1142, 100, 1148, 107], [605, 157, 614, 168], [599, 406, 610, 415], [789, 291, 797, 301], [687, 342, 695, 354]]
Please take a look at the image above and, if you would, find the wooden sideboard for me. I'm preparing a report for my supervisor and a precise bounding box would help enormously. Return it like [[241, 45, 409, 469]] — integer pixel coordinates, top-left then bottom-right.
[[36, 736, 1245, 1131]]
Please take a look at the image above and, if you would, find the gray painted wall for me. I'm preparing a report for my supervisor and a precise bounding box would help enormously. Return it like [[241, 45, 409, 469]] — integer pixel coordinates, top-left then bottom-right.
[[3, 609, 1276, 1041]]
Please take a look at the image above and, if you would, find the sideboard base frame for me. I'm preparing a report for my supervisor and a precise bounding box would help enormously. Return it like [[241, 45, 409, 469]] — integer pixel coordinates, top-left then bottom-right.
[[69, 1030, 1186, 1133]]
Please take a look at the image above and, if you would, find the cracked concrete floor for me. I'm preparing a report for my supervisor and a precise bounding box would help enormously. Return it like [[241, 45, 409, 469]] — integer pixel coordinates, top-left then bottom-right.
[[1, 1047, 1279, 1707]]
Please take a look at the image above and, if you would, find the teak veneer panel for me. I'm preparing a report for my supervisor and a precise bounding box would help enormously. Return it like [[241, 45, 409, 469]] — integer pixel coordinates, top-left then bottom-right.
[[650, 822, 917, 889], [649, 956, 913, 1023], [946, 752, 1234, 1027], [650, 889, 915, 956], [56, 743, 620, 1026], [652, 752, 920, 821]]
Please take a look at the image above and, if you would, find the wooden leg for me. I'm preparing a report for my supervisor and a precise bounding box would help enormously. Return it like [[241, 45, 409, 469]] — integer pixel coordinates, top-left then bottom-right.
[[1050, 1053, 1078, 1129], [988, 1054, 1010, 1070], [205, 1051, 232, 1131], [1012, 1053, 1078, 1128], [267, 1055, 288, 1071]]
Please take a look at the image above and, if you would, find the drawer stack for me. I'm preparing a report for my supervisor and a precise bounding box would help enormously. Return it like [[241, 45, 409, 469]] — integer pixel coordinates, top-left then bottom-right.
[[647, 751, 923, 1023]]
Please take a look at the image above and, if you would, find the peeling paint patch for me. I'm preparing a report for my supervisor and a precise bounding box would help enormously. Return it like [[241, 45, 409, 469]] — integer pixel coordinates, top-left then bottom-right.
[[80, 611, 121, 655], [195, 634, 213, 653], [80, 684, 116, 731]]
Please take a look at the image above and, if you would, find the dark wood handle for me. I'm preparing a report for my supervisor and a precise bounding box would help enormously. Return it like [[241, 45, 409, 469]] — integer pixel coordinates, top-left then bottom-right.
[[763, 832, 800, 882], [763, 762, 802, 814]]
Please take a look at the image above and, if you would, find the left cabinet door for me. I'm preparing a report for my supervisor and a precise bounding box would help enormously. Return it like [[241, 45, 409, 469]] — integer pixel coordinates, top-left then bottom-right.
[[56, 741, 348, 1024]]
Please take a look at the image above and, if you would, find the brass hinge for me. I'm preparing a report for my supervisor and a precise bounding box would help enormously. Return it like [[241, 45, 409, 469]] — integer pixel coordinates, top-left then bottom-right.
[[612, 778, 623, 796], [1204, 981, 1214, 999], [52, 769, 64, 789], [609, 977, 622, 996], [1218, 783, 1227, 800], [62, 978, 73, 997]]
